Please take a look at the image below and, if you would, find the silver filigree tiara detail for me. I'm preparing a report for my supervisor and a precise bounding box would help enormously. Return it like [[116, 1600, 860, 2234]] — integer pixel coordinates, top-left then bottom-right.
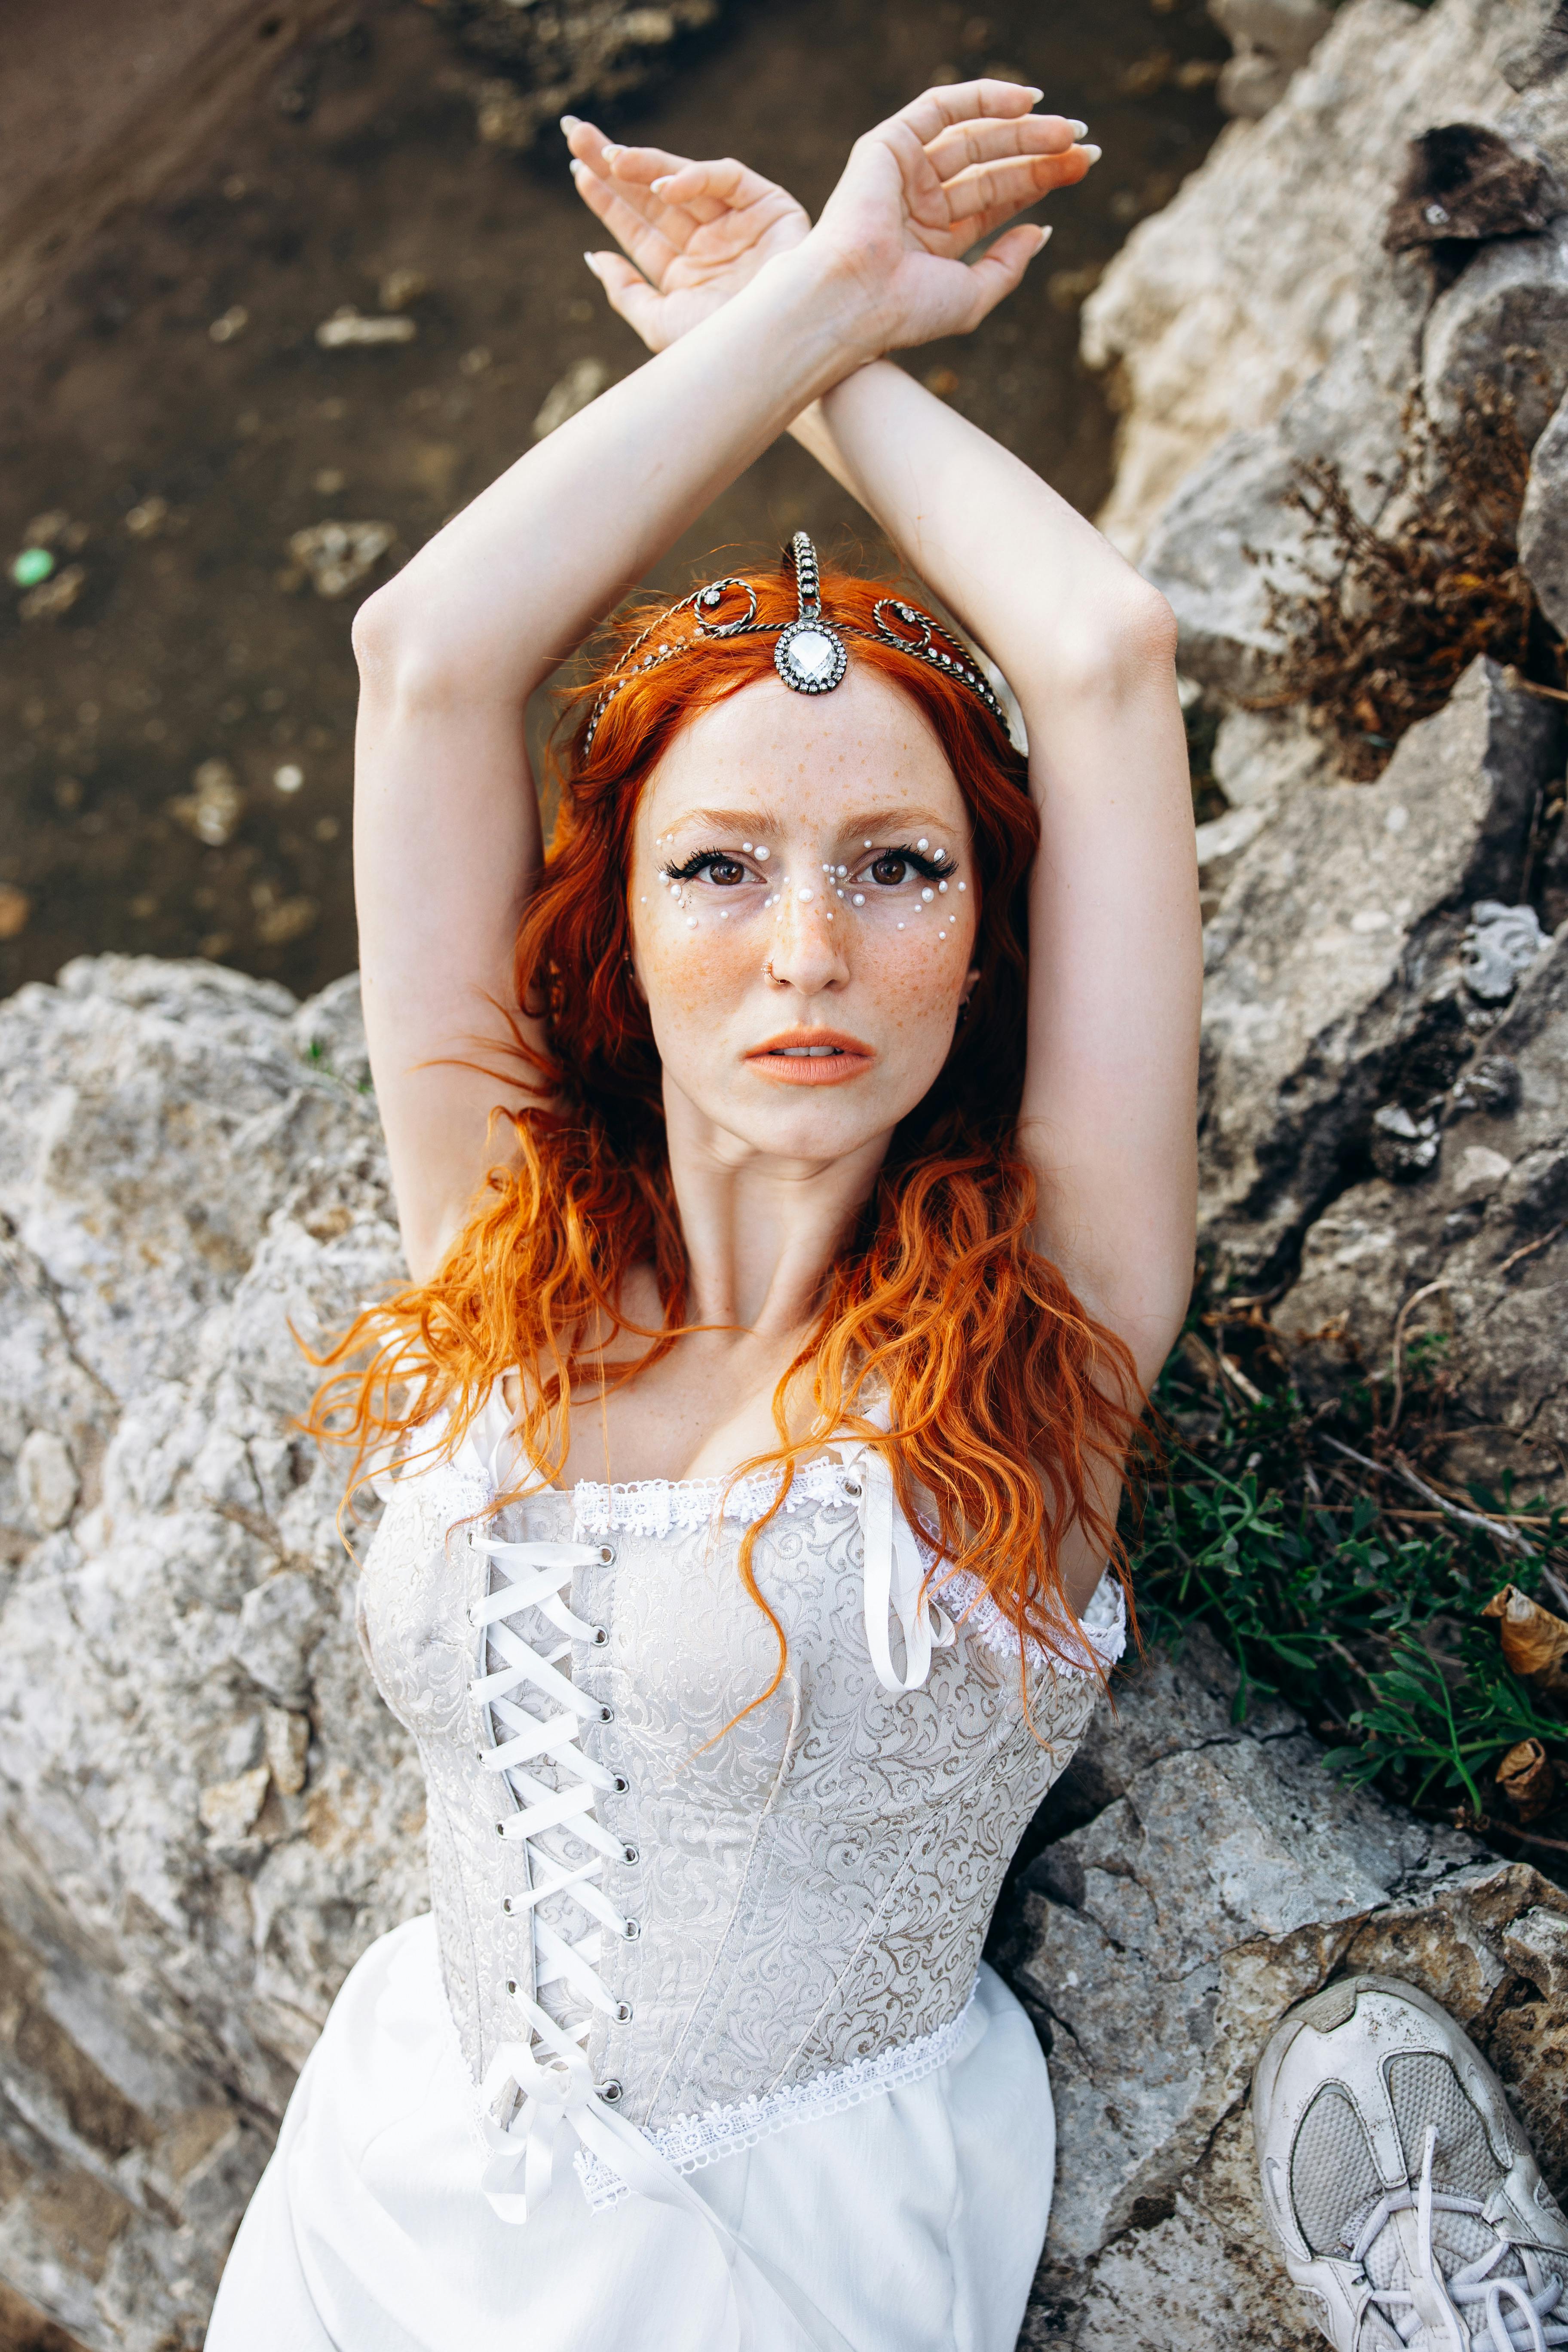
[[581, 532, 1007, 752]]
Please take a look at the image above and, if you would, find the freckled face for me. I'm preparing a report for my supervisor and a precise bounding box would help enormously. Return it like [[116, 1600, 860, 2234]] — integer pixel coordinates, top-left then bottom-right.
[[628, 668, 980, 1164]]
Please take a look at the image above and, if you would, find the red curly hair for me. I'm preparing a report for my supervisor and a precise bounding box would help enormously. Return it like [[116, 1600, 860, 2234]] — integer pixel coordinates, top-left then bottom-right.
[[310, 556, 1141, 1693]]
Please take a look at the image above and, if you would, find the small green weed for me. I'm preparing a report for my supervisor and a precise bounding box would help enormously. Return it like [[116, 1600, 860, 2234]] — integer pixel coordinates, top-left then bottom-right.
[[1131, 1328, 1568, 1870]]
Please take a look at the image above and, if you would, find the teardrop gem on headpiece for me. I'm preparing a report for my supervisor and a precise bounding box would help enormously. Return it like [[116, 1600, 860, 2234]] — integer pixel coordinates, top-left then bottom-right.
[[774, 532, 847, 697]]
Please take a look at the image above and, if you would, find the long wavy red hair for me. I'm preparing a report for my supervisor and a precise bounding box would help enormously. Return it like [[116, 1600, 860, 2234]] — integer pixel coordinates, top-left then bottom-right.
[[309, 554, 1141, 1694]]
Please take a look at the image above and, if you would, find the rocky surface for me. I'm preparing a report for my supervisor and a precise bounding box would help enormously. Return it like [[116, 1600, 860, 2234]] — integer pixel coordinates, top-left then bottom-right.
[[1275, 906, 1568, 1446], [1199, 655, 1562, 1286], [1083, 0, 1560, 558], [1084, 0, 1568, 1462], [2, 960, 1565, 2352], [0, 960, 421, 2351], [1005, 1629, 1568, 2347]]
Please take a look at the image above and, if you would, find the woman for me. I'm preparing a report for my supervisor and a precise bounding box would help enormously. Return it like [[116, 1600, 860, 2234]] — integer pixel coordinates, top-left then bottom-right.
[[209, 80, 1200, 2352]]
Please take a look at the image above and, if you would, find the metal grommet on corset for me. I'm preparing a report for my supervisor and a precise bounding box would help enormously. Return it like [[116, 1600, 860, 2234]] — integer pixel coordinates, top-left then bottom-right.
[[597, 2079, 623, 2104]]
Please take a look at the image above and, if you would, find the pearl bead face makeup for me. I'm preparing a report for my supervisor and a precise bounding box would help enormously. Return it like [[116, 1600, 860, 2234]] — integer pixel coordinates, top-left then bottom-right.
[[627, 670, 980, 1157]]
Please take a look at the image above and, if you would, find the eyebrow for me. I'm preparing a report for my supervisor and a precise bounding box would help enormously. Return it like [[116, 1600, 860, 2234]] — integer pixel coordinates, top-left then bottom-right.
[[660, 804, 964, 838]]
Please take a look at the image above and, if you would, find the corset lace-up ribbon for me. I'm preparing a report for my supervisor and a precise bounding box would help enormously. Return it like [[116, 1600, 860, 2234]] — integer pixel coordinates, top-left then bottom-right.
[[464, 1528, 864, 2352]]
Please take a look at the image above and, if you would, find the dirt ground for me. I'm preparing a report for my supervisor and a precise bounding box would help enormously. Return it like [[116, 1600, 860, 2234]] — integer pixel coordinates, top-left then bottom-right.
[[0, 0, 1227, 1001]]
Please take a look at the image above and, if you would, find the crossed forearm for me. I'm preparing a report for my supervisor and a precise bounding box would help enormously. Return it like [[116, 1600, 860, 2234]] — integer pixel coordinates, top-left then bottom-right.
[[356, 244, 873, 699]]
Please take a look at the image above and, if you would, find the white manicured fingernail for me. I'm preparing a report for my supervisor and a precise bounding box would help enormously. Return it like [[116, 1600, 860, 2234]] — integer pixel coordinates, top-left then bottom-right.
[[1025, 85, 1044, 101], [1081, 144, 1102, 164], [651, 175, 674, 193], [602, 142, 622, 161], [560, 114, 582, 132], [1069, 119, 1088, 137], [570, 158, 586, 177], [583, 252, 601, 273]]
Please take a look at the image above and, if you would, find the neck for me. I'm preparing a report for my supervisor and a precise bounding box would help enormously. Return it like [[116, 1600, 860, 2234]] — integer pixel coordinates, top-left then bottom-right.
[[661, 1080, 889, 1336]]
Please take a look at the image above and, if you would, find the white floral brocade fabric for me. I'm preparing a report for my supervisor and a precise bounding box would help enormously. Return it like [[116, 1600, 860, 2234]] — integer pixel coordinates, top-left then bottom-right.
[[357, 1392, 1120, 2150]]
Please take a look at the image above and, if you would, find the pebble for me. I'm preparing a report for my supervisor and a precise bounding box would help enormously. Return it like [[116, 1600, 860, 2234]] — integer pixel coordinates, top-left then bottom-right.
[[315, 308, 417, 349], [378, 268, 427, 312], [532, 357, 609, 441], [287, 519, 395, 600], [169, 760, 245, 847], [264, 1707, 310, 1796], [19, 566, 86, 622], [198, 1764, 270, 1842], [254, 893, 319, 946], [11, 547, 54, 587], [18, 1429, 77, 1530], [124, 496, 168, 539]]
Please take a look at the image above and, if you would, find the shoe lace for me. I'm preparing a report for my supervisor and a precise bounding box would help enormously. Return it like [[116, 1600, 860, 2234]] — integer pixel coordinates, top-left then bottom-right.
[[1354, 2125, 1568, 2352]]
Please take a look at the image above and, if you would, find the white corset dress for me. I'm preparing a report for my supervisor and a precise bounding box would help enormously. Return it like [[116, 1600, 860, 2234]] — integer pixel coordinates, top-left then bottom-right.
[[208, 1389, 1123, 2352]]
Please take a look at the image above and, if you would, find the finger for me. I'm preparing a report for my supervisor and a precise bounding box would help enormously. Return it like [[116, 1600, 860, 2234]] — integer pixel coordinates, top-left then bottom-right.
[[641, 155, 785, 232], [565, 119, 712, 250], [958, 221, 1051, 330], [940, 147, 1091, 225], [597, 139, 699, 188], [924, 112, 1081, 176], [570, 160, 687, 282], [583, 251, 668, 351], [891, 76, 1044, 149]]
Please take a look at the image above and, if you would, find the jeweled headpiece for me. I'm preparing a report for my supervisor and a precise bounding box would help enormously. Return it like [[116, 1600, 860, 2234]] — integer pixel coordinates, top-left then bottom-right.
[[582, 532, 1007, 752]]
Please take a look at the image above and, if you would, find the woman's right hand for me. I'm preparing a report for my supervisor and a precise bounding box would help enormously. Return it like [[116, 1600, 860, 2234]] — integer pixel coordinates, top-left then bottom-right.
[[567, 83, 1094, 360], [565, 117, 810, 353]]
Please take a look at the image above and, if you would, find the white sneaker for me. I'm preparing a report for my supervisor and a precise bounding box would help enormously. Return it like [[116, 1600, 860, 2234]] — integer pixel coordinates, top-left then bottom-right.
[[1252, 1975, 1568, 2350]]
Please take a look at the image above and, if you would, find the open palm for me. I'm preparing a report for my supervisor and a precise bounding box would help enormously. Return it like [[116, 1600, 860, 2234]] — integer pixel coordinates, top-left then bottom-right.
[[566, 83, 1093, 358], [566, 119, 811, 353]]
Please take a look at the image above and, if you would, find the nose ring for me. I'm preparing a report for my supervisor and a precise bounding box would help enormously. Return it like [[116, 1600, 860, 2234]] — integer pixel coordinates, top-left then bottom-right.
[[762, 957, 781, 985]]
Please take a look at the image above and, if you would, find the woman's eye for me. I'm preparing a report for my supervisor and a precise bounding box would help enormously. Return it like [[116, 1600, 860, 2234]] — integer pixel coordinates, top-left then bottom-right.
[[703, 857, 747, 887], [869, 853, 912, 887]]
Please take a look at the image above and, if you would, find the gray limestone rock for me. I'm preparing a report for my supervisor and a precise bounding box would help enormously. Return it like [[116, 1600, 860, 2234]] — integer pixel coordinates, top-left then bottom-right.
[[1141, 325, 1418, 702], [0, 959, 423, 2351], [1081, 0, 1548, 557], [1520, 381, 1568, 633], [1198, 657, 1561, 1283], [1423, 216, 1568, 446], [1210, 0, 1333, 120], [1274, 916, 1568, 1444], [1003, 1630, 1568, 2348]]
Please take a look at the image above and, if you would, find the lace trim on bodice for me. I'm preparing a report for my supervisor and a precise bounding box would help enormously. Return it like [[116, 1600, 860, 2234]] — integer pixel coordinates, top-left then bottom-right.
[[572, 1981, 980, 2212], [444, 1380, 1127, 1682], [571, 1458, 1125, 1682], [573, 1457, 850, 1539]]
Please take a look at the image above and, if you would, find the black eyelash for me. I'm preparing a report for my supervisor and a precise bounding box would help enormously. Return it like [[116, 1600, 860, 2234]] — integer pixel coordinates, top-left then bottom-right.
[[660, 847, 746, 883], [875, 844, 957, 880]]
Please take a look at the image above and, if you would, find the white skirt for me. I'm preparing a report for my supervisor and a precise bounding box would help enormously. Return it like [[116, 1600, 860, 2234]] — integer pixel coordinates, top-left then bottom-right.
[[208, 1915, 1054, 2352]]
